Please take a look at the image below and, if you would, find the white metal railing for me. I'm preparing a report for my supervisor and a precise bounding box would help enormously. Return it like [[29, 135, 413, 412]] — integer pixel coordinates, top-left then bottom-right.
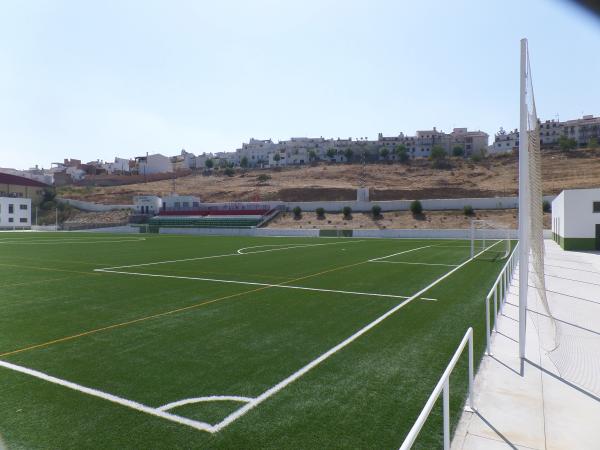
[[484, 242, 519, 355], [399, 327, 474, 450]]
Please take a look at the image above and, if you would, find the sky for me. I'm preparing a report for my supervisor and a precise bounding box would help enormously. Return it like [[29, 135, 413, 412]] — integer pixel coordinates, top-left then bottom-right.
[[0, 0, 599, 170]]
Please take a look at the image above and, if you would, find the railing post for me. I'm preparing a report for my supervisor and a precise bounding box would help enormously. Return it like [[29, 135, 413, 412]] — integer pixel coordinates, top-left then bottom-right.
[[443, 378, 450, 450], [485, 294, 491, 355], [468, 329, 474, 410], [493, 288, 498, 331]]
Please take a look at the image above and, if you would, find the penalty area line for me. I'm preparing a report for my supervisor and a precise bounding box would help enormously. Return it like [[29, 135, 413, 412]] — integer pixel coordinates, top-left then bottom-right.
[[210, 240, 502, 432]]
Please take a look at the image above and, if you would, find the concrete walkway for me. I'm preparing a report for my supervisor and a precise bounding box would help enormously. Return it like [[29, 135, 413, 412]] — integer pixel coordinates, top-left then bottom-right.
[[452, 240, 600, 450]]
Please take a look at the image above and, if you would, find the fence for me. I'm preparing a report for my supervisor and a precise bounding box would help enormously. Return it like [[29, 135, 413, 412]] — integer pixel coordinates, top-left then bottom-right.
[[484, 242, 519, 354], [399, 328, 474, 450]]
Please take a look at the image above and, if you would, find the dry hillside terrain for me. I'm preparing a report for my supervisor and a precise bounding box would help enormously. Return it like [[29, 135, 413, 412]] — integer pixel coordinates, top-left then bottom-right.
[[58, 149, 600, 204], [268, 209, 551, 230]]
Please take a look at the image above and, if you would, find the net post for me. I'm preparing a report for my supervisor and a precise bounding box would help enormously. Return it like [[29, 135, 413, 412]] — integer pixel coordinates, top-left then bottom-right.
[[518, 37, 530, 365], [470, 219, 475, 258], [443, 378, 450, 450]]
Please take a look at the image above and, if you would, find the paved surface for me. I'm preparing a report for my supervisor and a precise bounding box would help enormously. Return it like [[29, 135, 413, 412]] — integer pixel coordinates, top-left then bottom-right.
[[452, 240, 600, 450]]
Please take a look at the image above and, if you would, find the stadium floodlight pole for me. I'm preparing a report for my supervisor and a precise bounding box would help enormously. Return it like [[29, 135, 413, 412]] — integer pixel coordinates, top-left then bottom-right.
[[518, 38, 530, 369], [55, 208, 58, 231]]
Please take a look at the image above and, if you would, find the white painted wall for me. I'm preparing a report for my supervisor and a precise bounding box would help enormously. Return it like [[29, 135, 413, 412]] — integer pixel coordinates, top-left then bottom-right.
[[0, 197, 31, 228], [551, 190, 565, 238], [558, 188, 600, 239]]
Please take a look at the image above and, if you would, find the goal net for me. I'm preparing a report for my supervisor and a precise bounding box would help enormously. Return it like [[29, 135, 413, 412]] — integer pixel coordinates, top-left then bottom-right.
[[519, 39, 559, 355], [470, 219, 511, 261]]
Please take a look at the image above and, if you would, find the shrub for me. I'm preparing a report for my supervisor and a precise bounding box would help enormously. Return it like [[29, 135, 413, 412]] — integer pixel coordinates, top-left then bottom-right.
[[316, 207, 325, 219], [371, 204, 382, 218], [293, 206, 302, 219], [224, 167, 235, 177], [257, 174, 271, 183], [470, 153, 482, 162], [452, 146, 464, 157], [342, 206, 352, 219], [240, 156, 248, 168], [463, 205, 474, 216], [410, 200, 423, 215], [542, 200, 551, 213]]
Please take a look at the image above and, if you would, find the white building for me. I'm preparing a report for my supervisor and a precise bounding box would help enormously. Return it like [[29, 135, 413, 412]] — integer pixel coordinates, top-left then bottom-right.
[[490, 128, 519, 154], [133, 195, 163, 215], [0, 197, 31, 229], [135, 154, 172, 175], [103, 157, 131, 174], [162, 195, 201, 210], [552, 188, 600, 251]]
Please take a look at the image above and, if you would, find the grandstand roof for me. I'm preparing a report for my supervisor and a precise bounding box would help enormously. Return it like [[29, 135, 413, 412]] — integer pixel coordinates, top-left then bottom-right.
[[0, 172, 49, 187]]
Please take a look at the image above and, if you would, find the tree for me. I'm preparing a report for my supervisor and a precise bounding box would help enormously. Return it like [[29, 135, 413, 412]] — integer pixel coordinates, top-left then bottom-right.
[[224, 167, 235, 177], [371, 204, 382, 218], [558, 135, 577, 152], [379, 147, 390, 161], [292, 206, 302, 219], [463, 205, 474, 216], [342, 206, 352, 219], [273, 153, 281, 164], [308, 150, 318, 162], [344, 148, 354, 162], [316, 207, 325, 219], [205, 158, 214, 169], [410, 200, 423, 215], [588, 137, 598, 150], [240, 156, 248, 168], [395, 145, 409, 163], [429, 145, 447, 161], [452, 146, 464, 157], [542, 200, 551, 213], [326, 148, 337, 160]]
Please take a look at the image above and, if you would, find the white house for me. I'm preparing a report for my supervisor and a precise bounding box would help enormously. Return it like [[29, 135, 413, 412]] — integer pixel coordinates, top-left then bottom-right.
[[0, 197, 31, 229], [552, 188, 600, 251], [135, 154, 172, 175], [133, 195, 163, 215], [103, 158, 131, 174]]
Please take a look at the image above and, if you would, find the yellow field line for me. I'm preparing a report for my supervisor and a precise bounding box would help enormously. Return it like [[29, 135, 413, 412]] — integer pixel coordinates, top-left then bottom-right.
[[0, 255, 371, 358], [0, 276, 80, 289]]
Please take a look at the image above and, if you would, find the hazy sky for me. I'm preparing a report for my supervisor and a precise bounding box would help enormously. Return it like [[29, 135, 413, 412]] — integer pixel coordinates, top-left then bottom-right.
[[0, 0, 599, 170]]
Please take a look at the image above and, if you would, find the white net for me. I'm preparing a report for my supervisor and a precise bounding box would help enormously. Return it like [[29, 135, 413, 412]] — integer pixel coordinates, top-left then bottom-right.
[[522, 42, 560, 352], [470, 219, 511, 260]]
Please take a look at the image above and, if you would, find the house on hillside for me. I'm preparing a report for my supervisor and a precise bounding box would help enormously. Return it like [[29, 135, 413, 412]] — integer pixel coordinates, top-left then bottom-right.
[[135, 154, 172, 175]]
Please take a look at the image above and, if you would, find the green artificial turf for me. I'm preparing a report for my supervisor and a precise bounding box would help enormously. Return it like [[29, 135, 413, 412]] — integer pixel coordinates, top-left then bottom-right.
[[0, 232, 513, 449]]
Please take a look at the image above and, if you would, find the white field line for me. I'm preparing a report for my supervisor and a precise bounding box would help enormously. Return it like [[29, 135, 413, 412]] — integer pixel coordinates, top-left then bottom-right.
[[0, 238, 146, 245], [100, 239, 364, 270], [367, 245, 434, 262], [0, 359, 215, 432], [94, 270, 412, 300], [210, 240, 502, 433], [0, 240, 487, 434], [158, 395, 254, 412], [369, 261, 458, 267], [420, 297, 439, 302], [95, 244, 437, 300], [236, 240, 364, 254]]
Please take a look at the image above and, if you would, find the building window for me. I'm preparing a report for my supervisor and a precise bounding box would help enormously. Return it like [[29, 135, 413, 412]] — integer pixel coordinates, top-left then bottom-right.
[[20, 204, 28, 210], [8, 218, 13, 223], [593, 201, 600, 213], [20, 218, 27, 223], [8, 204, 14, 214]]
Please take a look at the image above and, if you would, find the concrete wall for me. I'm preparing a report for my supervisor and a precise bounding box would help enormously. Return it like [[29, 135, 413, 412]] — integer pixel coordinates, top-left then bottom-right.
[[282, 195, 556, 213], [158, 227, 319, 237], [58, 198, 134, 212], [552, 188, 600, 250], [58, 194, 557, 215]]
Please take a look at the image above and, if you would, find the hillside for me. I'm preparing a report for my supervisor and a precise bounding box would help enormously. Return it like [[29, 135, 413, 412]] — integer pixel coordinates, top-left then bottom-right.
[[57, 149, 600, 204]]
